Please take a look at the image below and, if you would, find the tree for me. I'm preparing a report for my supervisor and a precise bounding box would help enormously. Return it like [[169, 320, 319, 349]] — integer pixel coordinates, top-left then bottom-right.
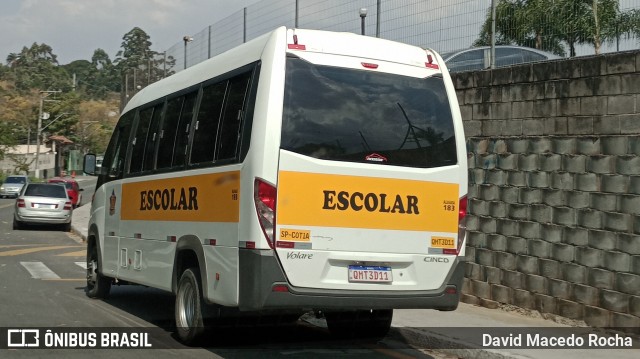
[[474, 0, 566, 55], [74, 98, 120, 154], [90, 49, 120, 95], [581, 0, 620, 54], [5, 43, 72, 92], [552, 0, 591, 57], [594, 2, 640, 53], [0, 81, 38, 159], [474, 0, 640, 57], [552, 0, 636, 55], [0, 121, 18, 161], [615, 9, 640, 47], [115, 28, 160, 86], [114, 27, 175, 107], [6, 153, 33, 175], [39, 91, 81, 140]]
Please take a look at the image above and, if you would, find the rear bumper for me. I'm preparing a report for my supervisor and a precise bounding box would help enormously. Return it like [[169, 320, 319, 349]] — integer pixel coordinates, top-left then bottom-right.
[[15, 212, 72, 225], [0, 190, 20, 197], [238, 249, 464, 311]]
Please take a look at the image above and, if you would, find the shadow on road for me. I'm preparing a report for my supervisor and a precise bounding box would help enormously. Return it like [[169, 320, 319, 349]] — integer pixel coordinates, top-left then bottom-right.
[[84, 285, 435, 358]]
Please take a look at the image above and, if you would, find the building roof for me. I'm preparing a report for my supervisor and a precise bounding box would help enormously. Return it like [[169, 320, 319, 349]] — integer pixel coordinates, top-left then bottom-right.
[[48, 135, 73, 145]]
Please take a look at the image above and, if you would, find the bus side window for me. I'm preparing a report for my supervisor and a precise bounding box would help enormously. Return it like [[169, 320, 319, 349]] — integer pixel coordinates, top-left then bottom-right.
[[142, 103, 165, 172], [129, 107, 153, 174], [190, 82, 226, 165], [217, 72, 251, 161], [172, 92, 198, 168], [103, 112, 134, 182], [156, 97, 184, 170]]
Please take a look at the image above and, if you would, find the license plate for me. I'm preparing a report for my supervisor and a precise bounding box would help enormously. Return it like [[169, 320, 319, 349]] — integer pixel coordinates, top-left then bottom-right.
[[34, 204, 55, 209], [348, 265, 392, 283]]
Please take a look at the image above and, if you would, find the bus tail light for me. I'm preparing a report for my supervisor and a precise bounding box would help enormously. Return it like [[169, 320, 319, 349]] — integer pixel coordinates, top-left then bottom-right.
[[272, 284, 289, 293], [254, 178, 277, 249], [457, 195, 468, 255]]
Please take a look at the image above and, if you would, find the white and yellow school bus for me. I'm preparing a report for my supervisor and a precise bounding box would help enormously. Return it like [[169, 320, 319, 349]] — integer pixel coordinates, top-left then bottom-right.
[[84, 27, 468, 344]]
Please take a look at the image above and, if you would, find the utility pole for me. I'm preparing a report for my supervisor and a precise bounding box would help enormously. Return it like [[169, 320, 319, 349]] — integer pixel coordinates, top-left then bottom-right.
[[243, 7, 248, 43], [376, 0, 381, 38], [35, 90, 61, 179], [27, 127, 31, 155], [183, 36, 193, 70], [208, 25, 212, 59], [163, 51, 167, 78], [490, 0, 497, 69], [360, 8, 367, 36]]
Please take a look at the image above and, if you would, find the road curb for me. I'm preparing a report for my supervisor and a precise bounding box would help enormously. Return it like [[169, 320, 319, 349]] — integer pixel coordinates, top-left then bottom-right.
[[70, 202, 90, 243], [71, 222, 87, 243], [392, 327, 532, 359]]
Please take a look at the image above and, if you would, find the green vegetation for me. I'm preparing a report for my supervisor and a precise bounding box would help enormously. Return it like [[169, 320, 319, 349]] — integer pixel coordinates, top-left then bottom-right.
[[475, 0, 640, 57], [0, 27, 175, 166]]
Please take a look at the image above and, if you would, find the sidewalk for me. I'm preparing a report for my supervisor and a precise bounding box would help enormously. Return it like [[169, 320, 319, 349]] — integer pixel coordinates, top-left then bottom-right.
[[69, 203, 638, 358], [71, 201, 90, 242], [69, 175, 94, 242], [392, 307, 638, 359]]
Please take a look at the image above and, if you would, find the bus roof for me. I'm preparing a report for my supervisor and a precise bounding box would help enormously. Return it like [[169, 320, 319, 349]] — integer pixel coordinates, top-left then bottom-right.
[[285, 28, 440, 69], [122, 27, 443, 115]]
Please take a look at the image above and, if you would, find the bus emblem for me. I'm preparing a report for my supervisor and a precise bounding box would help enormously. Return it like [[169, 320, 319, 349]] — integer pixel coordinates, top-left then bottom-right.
[[365, 153, 387, 163], [109, 190, 117, 216]]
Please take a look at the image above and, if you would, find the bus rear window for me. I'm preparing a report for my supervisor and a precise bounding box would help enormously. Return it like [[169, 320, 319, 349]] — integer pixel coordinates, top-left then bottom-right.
[[282, 58, 457, 168]]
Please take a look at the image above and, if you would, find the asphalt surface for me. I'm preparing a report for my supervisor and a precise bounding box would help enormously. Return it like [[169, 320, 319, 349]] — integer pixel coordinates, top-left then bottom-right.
[[69, 176, 639, 359]]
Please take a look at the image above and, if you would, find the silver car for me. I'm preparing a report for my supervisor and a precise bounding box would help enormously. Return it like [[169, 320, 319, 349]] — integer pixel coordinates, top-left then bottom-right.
[[13, 183, 73, 231], [442, 45, 561, 73], [1, 175, 29, 198]]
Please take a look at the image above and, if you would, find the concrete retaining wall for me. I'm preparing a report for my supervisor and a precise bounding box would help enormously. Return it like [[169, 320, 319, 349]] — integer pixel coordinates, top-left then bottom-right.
[[453, 50, 640, 329]]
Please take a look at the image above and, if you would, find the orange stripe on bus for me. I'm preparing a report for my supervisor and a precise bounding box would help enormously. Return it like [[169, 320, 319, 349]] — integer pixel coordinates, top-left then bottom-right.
[[277, 171, 459, 233], [120, 171, 240, 222]]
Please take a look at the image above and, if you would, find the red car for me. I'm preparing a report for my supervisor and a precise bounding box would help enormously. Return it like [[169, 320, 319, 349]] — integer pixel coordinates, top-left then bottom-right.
[[48, 177, 83, 208]]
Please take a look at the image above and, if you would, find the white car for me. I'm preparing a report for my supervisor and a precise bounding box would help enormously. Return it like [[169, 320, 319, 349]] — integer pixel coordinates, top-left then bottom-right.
[[13, 183, 73, 231], [1, 175, 29, 198]]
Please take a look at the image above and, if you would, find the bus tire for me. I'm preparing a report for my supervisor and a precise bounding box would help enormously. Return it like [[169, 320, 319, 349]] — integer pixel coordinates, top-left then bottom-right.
[[175, 267, 205, 345], [86, 241, 111, 298], [325, 309, 393, 339]]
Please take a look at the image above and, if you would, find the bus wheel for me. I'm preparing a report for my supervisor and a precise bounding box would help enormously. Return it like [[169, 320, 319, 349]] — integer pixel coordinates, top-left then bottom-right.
[[175, 268, 205, 345], [325, 309, 393, 339], [86, 241, 111, 298]]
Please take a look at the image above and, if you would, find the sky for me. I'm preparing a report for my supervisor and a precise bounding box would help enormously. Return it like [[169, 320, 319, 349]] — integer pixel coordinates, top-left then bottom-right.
[[0, 0, 260, 65], [1, 0, 638, 67]]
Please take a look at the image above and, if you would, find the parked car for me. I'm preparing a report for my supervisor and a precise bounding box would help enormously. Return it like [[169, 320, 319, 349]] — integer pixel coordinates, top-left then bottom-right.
[[48, 177, 83, 208], [0, 175, 30, 198], [442, 45, 561, 73], [13, 183, 73, 231]]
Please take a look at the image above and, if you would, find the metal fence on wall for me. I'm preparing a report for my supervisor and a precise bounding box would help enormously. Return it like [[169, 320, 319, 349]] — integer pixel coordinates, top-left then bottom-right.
[[158, 0, 640, 74]]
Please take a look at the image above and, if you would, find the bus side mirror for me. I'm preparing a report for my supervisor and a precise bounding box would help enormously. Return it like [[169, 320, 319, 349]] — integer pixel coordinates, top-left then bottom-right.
[[84, 153, 97, 175]]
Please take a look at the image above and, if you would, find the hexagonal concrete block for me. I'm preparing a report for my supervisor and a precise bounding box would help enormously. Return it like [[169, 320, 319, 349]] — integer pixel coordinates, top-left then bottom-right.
[[572, 284, 600, 306], [599, 289, 630, 312], [583, 305, 610, 327], [588, 268, 615, 290], [563, 263, 588, 284]]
